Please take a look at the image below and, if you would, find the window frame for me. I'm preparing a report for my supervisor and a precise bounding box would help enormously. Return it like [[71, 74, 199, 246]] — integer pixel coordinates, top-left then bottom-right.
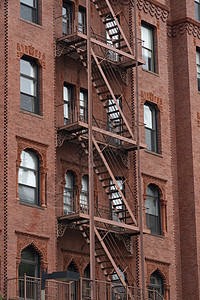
[[78, 6, 87, 34], [62, 1, 74, 36], [196, 48, 200, 91], [141, 22, 155, 73], [145, 184, 161, 236], [20, 57, 39, 115], [195, 0, 200, 21], [63, 83, 74, 125], [18, 149, 40, 206], [79, 89, 88, 123], [144, 102, 159, 153], [20, 0, 39, 24], [63, 170, 76, 215]]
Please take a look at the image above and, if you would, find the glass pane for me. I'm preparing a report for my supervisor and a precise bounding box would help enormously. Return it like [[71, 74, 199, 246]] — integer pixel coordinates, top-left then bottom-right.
[[81, 175, 88, 192], [21, 0, 35, 7], [65, 171, 74, 188], [144, 105, 152, 128], [142, 48, 153, 71], [142, 25, 153, 50], [19, 262, 36, 277], [19, 168, 36, 187], [20, 59, 36, 77], [20, 150, 38, 170], [21, 77, 36, 96], [21, 93, 36, 113], [195, 2, 200, 21], [64, 103, 69, 120], [64, 85, 72, 101], [19, 185, 36, 204]]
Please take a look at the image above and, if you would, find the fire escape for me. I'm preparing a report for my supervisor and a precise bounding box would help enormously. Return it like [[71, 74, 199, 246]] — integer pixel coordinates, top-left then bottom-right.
[[55, 0, 152, 299]]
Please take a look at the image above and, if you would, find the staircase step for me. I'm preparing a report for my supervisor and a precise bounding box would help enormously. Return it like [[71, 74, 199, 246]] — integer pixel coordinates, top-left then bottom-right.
[[96, 170, 108, 175], [95, 83, 107, 89], [102, 266, 114, 270], [97, 90, 109, 95], [97, 5, 108, 11], [113, 38, 124, 44]]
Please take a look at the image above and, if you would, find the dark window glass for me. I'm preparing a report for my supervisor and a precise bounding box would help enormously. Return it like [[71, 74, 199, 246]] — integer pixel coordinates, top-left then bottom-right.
[[144, 103, 158, 153], [195, 0, 200, 21], [145, 185, 161, 235], [112, 267, 127, 299], [19, 246, 40, 299], [63, 84, 73, 125], [80, 89, 88, 123], [148, 271, 164, 297], [18, 149, 39, 206], [63, 1, 73, 35], [20, 58, 39, 114], [196, 48, 200, 91], [141, 23, 155, 72], [20, 0, 38, 24], [63, 171, 76, 215], [67, 262, 79, 300], [78, 6, 87, 34]]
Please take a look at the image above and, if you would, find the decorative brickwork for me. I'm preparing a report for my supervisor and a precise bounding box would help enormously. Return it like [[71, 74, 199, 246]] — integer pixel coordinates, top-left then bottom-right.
[[137, 0, 169, 23], [15, 231, 49, 272], [168, 18, 200, 39], [141, 90, 163, 112], [17, 43, 46, 68], [62, 250, 89, 276]]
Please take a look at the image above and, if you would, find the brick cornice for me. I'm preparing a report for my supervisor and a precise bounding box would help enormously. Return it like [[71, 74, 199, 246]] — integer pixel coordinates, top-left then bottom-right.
[[137, 0, 169, 23], [168, 17, 200, 39]]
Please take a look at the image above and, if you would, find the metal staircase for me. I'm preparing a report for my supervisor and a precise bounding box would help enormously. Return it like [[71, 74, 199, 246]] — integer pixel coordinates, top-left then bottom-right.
[[55, 0, 147, 298]]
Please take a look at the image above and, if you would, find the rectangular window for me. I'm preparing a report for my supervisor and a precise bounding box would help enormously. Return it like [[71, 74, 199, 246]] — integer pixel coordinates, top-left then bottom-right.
[[80, 89, 88, 123], [105, 17, 120, 62], [20, 58, 39, 114], [63, 84, 73, 125], [195, 0, 200, 21], [78, 6, 87, 34], [141, 23, 155, 72], [20, 0, 38, 24], [144, 103, 158, 153], [196, 48, 200, 91], [63, 1, 73, 35]]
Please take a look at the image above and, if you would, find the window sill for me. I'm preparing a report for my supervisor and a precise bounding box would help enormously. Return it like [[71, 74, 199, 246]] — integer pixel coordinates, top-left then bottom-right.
[[20, 109, 44, 119], [142, 68, 159, 77], [19, 18, 43, 29], [148, 233, 165, 239], [19, 201, 46, 210], [144, 149, 163, 158]]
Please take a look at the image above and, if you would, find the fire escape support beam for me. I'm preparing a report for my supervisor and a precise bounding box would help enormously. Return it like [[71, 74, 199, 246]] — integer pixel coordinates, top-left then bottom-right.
[[104, 0, 133, 55], [94, 227, 134, 299], [91, 49, 135, 141], [93, 136, 138, 226]]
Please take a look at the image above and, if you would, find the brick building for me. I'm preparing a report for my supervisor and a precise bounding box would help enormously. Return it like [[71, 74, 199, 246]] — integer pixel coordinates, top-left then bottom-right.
[[1, 0, 200, 299]]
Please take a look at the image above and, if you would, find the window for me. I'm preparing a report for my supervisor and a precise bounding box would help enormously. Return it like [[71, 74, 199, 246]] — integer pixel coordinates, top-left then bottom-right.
[[67, 261, 79, 300], [110, 178, 125, 223], [78, 6, 87, 34], [148, 271, 164, 298], [80, 89, 88, 122], [63, 171, 76, 215], [105, 17, 119, 62], [141, 23, 155, 72], [63, 1, 73, 35], [18, 149, 39, 206], [144, 103, 158, 153], [111, 267, 127, 299], [196, 48, 200, 91], [20, 57, 39, 114], [19, 246, 40, 299], [20, 0, 38, 24], [195, 0, 200, 21], [80, 175, 89, 213], [145, 185, 161, 235], [63, 84, 74, 125]]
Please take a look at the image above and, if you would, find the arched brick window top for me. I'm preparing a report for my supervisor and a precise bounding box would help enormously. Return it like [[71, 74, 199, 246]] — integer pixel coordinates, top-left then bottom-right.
[[19, 245, 41, 278]]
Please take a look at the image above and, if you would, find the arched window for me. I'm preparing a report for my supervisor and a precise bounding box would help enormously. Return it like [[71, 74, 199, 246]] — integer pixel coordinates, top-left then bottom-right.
[[148, 271, 164, 297], [145, 185, 161, 235], [63, 171, 76, 215], [80, 175, 89, 213], [18, 149, 39, 205], [111, 267, 127, 299], [67, 261, 79, 300], [19, 245, 40, 278], [19, 246, 40, 299]]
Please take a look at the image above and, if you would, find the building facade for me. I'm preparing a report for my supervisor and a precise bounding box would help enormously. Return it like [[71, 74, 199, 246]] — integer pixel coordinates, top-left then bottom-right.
[[1, 0, 200, 299]]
